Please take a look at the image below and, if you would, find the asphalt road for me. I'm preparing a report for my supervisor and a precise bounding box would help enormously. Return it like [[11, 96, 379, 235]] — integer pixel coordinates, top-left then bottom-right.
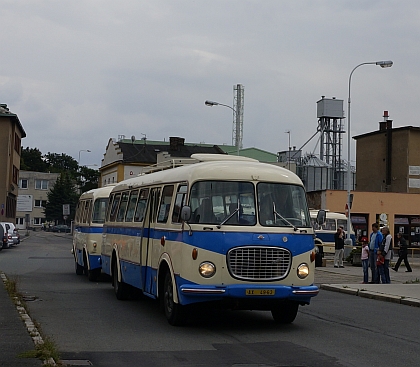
[[1, 231, 420, 367]]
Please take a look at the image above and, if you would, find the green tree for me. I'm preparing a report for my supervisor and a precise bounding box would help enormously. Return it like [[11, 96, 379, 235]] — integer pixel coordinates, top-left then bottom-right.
[[20, 147, 48, 172], [44, 172, 79, 224], [78, 166, 100, 193], [44, 152, 79, 179]]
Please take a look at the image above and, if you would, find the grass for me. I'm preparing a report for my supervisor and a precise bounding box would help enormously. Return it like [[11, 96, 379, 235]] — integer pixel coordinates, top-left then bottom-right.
[[1, 272, 61, 366]]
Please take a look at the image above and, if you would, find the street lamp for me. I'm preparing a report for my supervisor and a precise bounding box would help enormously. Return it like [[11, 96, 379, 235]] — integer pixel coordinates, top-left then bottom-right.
[[204, 100, 239, 155], [78, 149, 91, 166], [346, 60, 393, 245]]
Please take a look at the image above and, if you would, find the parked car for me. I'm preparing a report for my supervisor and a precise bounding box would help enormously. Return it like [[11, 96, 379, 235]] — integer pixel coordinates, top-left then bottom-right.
[[3, 222, 20, 245], [51, 224, 71, 233], [0, 222, 14, 249]]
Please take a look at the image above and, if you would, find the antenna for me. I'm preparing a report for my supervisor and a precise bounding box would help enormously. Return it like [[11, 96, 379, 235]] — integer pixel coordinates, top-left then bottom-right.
[[131, 135, 136, 143]]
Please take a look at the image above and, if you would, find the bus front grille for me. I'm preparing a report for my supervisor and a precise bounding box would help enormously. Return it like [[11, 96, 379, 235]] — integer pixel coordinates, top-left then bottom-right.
[[227, 246, 291, 281]]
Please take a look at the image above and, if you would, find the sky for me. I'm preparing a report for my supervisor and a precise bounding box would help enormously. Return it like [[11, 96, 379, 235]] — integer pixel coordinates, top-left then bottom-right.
[[0, 0, 418, 168]]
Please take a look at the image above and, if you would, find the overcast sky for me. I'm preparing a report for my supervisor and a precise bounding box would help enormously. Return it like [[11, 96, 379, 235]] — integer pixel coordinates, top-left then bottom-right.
[[0, 1, 417, 167]]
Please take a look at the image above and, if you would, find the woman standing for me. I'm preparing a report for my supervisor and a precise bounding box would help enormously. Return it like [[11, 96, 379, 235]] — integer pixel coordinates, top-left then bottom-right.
[[334, 226, 345, 268], [393, 233, 412, 272]]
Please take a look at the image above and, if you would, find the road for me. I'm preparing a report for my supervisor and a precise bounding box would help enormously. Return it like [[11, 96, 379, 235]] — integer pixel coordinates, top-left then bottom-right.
[[1, 231, 419, 367]]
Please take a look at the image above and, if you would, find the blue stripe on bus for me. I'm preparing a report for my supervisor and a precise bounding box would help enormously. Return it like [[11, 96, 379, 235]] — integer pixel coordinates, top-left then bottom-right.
[[75, 226, 103, 234], [103, 226, 315, 255]]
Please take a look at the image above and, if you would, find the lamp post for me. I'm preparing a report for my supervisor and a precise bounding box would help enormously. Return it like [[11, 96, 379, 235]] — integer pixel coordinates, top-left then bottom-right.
[[78, 149, 91, 166], [205, 100, 239, 155], [346, 60, 393, 245]]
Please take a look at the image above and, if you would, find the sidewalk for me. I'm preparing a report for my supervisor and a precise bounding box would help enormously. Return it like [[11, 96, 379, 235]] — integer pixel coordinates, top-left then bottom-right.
[[317, 255, 420, 307]]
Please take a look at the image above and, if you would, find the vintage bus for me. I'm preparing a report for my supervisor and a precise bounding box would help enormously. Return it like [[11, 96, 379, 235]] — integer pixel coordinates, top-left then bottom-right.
[[310, 209, 356, 258], [73, 185, 115, 281], [101, 154, 321, 325]]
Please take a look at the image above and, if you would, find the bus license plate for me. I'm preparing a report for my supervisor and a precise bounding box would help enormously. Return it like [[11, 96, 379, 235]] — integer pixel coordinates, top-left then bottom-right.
[[246, 289, 275, 296]]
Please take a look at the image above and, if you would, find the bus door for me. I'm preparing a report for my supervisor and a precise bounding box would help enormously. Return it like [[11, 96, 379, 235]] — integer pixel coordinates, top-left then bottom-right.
[[140, 187, 161, 295]]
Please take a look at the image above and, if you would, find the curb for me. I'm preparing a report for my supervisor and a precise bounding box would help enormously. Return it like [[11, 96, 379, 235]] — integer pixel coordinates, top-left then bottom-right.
[[0, 272, 56, 366], [320, 284, 420, 307]]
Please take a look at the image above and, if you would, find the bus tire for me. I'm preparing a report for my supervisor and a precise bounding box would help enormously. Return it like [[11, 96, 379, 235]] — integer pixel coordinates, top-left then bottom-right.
[[75, 259, 84, 275], [271, 301, 299, 324], [88, 268, 100, 282], [162, 272, 185, 326], [113, 260, 128, 300]]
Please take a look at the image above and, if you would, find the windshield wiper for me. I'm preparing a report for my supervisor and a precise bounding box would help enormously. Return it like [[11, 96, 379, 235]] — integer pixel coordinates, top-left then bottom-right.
[[217, 207, 239, 228], [272, 203, 298, 231]]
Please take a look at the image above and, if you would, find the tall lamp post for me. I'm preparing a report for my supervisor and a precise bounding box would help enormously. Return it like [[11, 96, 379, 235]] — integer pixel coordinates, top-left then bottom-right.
[[205, 100, 239, 155], [346, 60, 393, 245], [78, 149, 91, 166]]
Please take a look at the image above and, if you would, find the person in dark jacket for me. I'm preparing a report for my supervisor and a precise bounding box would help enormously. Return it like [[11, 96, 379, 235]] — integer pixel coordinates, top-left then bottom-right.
[[392, 233, 412, 272], [334, 225, 345, 268]]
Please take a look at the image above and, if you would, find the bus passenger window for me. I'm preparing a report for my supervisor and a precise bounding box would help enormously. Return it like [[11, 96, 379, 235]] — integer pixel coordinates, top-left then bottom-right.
[[116, 192, 129, 222], [157, 185, 174, 223], [109, 193, 121, 222], [125, 190, 139, 222], [172, 185, 187, 223], [134, 189, 149, 222]]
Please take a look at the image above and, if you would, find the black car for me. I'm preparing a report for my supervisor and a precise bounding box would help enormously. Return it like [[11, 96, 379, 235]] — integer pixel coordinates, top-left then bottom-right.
[[51, 225, 71, 233]]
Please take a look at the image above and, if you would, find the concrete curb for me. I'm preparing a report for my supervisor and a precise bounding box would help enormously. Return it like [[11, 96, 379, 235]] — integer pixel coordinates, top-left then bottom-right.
[[320, 284, 420, 307]]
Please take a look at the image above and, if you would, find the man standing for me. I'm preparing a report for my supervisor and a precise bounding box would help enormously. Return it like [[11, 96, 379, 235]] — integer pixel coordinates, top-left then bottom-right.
[[369, 223, 383, 283], [334, 226, 345, 268]]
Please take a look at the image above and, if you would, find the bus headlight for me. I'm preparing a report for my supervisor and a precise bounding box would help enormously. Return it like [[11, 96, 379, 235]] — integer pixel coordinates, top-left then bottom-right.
[[297, 263, 309, 279], [199, 262, 216, 278]]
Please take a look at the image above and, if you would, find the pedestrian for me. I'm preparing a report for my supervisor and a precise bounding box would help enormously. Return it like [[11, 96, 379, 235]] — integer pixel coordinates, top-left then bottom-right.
[[378, 226, 392, 284], [393, 233, 412, 272], [334, 225, 345, 268], [369, 223, 383, 284], [361, 240, 370, 283]]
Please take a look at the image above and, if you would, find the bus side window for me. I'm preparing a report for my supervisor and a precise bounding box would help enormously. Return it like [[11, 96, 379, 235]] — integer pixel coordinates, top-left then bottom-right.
[[116, 192, 129, 222], [157, 185, 174, 223], [125, 190, 139, 222], [172, 185, 187, 223], [82, 200, 91, 224], [109, 193, 121, 222], [134, 189, 149, 222]]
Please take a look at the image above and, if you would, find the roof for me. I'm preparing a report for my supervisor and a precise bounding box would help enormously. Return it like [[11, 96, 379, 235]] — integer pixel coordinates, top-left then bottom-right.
[[110, 141, 225, 165], [353, 125, 420, 140], [0, 104, 26, 138], [223, 146, 278, 162]]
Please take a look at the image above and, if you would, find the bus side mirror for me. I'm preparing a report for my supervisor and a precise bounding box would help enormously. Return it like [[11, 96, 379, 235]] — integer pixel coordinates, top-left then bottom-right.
[[316, 210, 326, 226], [181, 206, 192, 222]]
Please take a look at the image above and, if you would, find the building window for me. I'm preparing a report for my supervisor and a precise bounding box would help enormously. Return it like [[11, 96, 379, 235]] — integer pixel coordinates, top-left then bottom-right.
[[34, 200, 47, 208], [34, 218, 44, 225], [12, 166, 19, 184], [16, 218, 24, 225], [19, 179, 28, 189], [35, 180, 48, 190], [14, 133, 21, 154]]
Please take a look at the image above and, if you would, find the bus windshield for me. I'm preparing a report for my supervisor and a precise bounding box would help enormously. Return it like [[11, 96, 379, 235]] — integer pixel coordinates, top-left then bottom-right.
[[189, 181, 256, 225], [258, 183, 310, 227]]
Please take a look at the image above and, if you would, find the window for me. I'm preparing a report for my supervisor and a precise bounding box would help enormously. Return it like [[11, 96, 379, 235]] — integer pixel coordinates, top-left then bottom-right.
[[14, 133, 21, 154], [92, 198, 109, 224], [134, 189, 149, 222], [116, 192, 129, 222], [125, 190, 139, 222], [19, 179, 28, 189], [172, 185, 187, 223], [157, 186, 174, 223], [12, 166, 19, 184], [82, 200, 92, 223], [34, 218, 43, 225], [17, 218, 24, 225], [108, 193, 121, 222], [34, 200, 47, 208], [35, 180, 48, 190]]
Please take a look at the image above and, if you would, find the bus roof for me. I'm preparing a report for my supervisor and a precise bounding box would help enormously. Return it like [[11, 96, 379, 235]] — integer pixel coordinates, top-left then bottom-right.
[[79, 184, 116, 201], [112, 156, 304, 192]]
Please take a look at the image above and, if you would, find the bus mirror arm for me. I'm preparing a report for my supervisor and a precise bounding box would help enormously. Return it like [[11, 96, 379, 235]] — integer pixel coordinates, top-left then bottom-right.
[[181, 206, 193, 236]]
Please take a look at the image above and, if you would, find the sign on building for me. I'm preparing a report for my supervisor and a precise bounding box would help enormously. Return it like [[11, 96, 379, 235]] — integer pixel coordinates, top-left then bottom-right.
[[63, 204, 70, 216], [17, 195, 33, 212]]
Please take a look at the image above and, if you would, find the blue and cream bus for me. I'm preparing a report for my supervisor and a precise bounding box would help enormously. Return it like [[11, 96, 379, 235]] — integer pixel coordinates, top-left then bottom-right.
[[101, 154, 322, 325], [73, 185, 115, 281]]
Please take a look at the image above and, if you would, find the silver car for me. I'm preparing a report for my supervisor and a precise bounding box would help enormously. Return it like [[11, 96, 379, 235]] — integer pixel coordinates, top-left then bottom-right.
[[0, 222, 14, 249]]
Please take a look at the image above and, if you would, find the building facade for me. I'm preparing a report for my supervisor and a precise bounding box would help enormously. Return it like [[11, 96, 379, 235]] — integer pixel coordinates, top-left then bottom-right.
[[0, 104, 26, 223], [16, 171, 60, 229]]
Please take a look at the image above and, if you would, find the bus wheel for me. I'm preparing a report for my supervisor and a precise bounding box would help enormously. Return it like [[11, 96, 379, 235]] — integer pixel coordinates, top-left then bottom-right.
[[88, 268, 100, 282], [271, 301, 299, 324], [163, 272, 185, 326], [112, 260, 128, 300], [75, 259, 84, 275]]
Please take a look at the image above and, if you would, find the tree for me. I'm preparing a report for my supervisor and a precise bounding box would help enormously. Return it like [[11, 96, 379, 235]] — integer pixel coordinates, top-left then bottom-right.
[[20, 147, 48, 172], [44, 172, 79, 224], [44, 152, 79, 179], [78, 166, 100, 193]]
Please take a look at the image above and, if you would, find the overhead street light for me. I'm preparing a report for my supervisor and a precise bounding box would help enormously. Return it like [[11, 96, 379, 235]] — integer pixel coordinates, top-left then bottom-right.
[[78, 149, 91, 166], [346, 60, 393, 245], [204, 100, 239, 155]]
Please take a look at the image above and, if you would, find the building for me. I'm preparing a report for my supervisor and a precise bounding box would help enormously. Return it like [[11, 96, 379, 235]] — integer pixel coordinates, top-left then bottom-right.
[[354, 112, 420, 193], [16, 171, 60, 229], [0, 104, 26, 223], [100, 136, 226, 186]]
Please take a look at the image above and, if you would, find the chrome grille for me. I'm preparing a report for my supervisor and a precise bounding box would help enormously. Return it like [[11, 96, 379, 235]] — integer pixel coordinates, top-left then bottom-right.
[[227, 246, 291, 281]]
